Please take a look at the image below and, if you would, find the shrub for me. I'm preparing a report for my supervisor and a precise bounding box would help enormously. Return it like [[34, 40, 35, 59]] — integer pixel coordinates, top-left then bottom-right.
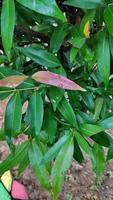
[[0, 0, 113, 199]]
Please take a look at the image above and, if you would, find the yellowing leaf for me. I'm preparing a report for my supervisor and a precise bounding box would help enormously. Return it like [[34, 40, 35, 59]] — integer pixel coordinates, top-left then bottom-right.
[[1, 170, 12, 192], [83, 21, 90, 38]]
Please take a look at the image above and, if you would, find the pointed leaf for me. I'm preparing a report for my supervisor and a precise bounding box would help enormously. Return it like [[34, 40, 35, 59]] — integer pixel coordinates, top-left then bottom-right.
[[74, 131, 94, 161], [58, 97, 78, 127], [49, 87, 64, 111], [4, 92, 22, 137], [64, 0, 104, 9], [16, 0, 66, 22], [50, 25, 66, 53], [104, 4, 113, 35], [26, 91, 43, 136], [44, 107, 57, 144], [74, 138, 84, 163], [99, 116, 113, 129], [92, 144, 105, 183], [42, 134, 70, 164], [32, 71, 85, 91], [1, 0, 15, 60], [0, 76, 27, 88], [80, 123, 104, 137], [51, 136, 74, 199], [18, 46, 61, 68], [28, 140, 50, 189], [0, 141, 30, 174], [97, 31, 110, 87]]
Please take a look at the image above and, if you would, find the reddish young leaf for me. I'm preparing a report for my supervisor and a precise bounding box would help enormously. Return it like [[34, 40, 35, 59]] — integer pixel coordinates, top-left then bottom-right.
[[32, 71, 86, 91], [0, 75, 27, 88], [11, 180, 28, 200]]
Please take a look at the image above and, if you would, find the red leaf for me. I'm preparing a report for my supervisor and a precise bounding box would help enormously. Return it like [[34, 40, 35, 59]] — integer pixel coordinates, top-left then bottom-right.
[[11, 180, 28, 200], [0, 75, 27, 88], [32, 71, 86, 91]]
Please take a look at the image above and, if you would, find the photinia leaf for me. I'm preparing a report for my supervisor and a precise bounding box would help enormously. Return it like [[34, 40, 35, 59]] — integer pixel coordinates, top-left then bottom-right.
[[58, 97, 78, 127], [28, 140, 50, 190], [92, 144, 105, 183], [1, 0, 15, 60], [44, 107, 57, 144], [97, 31, 110, 87], [63, 0, 104, 9], [80, 123, 104, 137], [104, 4, 113, 35], [51, 136, 74, 200], [16, 0, 66, 22], [0, 76, 27, 88], [0, 141, 30, 175], [49, 87, 64, 111], [50, 25, 66, 53], [26, 91, 43, 136], [42, 134, 70, 164], [18, 46, 61, 68], [74, 131, 94, 161], [32, 71, 86, 91], [74, 138, 84, 163], [4, 92, 22, 137]]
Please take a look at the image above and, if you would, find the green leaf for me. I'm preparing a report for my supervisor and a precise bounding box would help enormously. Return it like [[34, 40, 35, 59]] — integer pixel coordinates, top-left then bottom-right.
[[69, 37, 85, 49], [0, 87, 12, 100], [0, 129, 5, 141], [0, 68, 23, 79], [99, 116, 113, 129], [1, 0, 15, 60], [74, 138, 84, 163], [18, 46, 61, 68], [26, 91, 43, 136], [0, 183, 11, 200], [93, 97, 103, 121], [51, 136, 74, 200], [104, 4, 113, 35], [58, 97, 78, 127], [16, 0, 66, 22], [49, 87, 64, 111], [80, 123, 104, 137], [74, 131, 94, 160], [4, 92, 22, 137], [97, 31, 110, 87], [28, 140, 50, 190], [42, 134, 70, 164], [50, 25, 66, 53], [107, 144, 113, 160], [64, 0, 104, 9], [92, 144, 105, 183], [0, 141, 30, 174], [70, 47, 78, 63], [18, 151, 29, 175], [91, 132, 111, 147], [44, 107, 57, 144]]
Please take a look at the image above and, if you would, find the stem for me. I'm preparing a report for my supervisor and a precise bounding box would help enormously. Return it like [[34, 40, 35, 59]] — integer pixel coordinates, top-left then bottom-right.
[[0, 86, 43, 94]]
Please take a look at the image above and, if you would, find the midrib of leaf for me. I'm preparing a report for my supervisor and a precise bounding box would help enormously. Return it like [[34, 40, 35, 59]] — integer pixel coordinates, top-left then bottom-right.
[[11, 92, 18, 134], [6, 0, 10, 39], [0, 72, 6, 78]]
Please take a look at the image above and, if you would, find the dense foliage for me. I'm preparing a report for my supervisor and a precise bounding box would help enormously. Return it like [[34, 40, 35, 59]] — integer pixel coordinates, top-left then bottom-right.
[[1, 0, 113, 199]]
